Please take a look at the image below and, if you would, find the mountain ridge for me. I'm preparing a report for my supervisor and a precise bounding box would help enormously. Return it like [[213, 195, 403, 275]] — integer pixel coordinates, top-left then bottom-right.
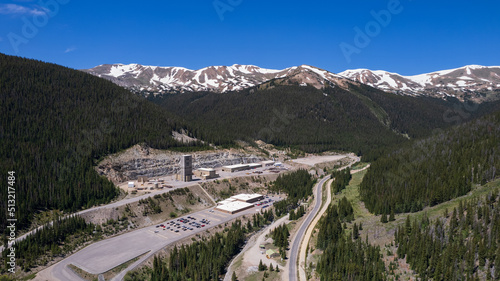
[[83, 63, 500, 102], [340, 65, 500, 102], [83, 63, 348, 95]]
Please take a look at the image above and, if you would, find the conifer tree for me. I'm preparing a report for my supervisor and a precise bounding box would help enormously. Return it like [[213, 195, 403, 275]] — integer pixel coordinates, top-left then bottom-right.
[[352, 223, 359, 240], [381, 212, 388, 223], [389, 208, 395, 221]]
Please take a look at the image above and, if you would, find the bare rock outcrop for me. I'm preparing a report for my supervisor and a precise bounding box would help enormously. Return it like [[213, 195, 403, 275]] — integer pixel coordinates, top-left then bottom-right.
[[96, 144, 266, 183]]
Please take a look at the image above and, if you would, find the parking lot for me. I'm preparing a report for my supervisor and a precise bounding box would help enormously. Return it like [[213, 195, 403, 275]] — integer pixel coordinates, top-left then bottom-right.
[[149, 194, 282, 238], [41, 194, 283, 281]]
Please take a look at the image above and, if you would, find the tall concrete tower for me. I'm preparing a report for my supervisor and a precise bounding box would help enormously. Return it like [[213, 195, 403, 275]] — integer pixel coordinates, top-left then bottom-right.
[[180, 155, 193, 182]]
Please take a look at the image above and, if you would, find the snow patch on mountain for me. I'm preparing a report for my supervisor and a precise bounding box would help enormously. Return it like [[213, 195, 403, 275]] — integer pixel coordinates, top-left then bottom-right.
[[83, 63, 349, 94], [340, 65, 500, 102]]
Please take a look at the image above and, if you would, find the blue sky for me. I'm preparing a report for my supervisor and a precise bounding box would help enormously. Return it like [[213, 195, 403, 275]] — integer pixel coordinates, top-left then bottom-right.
[[0, 0, 499, 75]]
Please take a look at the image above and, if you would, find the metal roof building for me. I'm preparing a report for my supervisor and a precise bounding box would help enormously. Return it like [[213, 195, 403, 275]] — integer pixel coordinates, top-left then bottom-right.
[[215, 201, 254, 214], [231, 193, 264, 203], [222, 164, 250, 173]]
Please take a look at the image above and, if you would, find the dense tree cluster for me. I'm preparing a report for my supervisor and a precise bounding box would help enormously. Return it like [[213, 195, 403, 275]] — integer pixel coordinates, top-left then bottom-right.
[[271, 169, 315, 201], [396, 190, 500, 280], [360, 109, 500, 215], [289, 205, 306, 220], [271, 223, 290, 249], [331, 168, 352, 194], [316, 199, 354, 250], [270, 170, 315, 217], [250, 210, 274, 230], [316, 201, 385, 280], [0, 54, 203, 234], [1, 216, 94, 272], [338, 197, 355, 223], [148, 220, 245, 281]]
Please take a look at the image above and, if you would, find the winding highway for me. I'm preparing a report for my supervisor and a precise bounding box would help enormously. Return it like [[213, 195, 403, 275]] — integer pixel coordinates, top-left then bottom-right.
[[288, 175, 330, 281]]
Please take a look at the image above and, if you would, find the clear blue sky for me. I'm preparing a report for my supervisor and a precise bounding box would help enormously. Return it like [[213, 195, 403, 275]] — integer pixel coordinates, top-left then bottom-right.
[[0, 0, 499, 75]]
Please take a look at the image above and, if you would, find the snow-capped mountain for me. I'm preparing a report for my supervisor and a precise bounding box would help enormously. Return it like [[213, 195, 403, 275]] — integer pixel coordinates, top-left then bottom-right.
[[83, 63, 500, 102], [83, 64, 347, 95], [340, 65, 500, 102]]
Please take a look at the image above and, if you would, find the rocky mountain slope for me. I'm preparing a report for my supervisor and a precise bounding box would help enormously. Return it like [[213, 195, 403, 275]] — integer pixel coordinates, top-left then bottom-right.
[[96, 144, 266, 183], [83, 63, 500, 102], [83, 64, 348, 95], [340, 65, 500, 102]]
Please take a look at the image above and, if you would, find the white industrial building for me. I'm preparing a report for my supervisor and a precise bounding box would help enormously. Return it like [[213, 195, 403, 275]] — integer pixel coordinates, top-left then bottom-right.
[[222, 164, 250, 173], [217, 198, 237, 205], [261, 160, 275, 167], [231, 193, 264, 203], [215, 201, 254, 214], [215, 193, 264, 214], [248, 163, 262, 169], [193, 168, 219, 180]]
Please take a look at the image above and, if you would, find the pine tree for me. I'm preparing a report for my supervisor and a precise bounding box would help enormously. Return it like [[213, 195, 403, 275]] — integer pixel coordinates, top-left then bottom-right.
[[232, 271, 237, 281], [280, 247, 286, 259], [258, 259, 265, 271], [495, 246, 500, 279], [381, 212, 388, 223], [270, 263, 274, 271], [352, 223, 359, 240], [389, 208, 395, 221]]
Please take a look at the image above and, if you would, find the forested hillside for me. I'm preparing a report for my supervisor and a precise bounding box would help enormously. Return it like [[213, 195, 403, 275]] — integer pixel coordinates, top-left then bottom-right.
[[151, 85, 403, 155], [316, 199, 386, 280], [149, 80, 497, 159], [360, 108, 500, 215], [396, 190, 500, 280], [0, 54, 200, 233]]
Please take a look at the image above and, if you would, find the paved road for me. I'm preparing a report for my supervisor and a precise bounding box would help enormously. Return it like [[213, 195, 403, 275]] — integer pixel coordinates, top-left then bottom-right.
[[288, 175, 330, 281], [298, 179, 332, 281]]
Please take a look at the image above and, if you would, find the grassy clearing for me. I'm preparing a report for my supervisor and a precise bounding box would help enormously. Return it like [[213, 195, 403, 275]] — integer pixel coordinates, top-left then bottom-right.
[[378, 177, 500, 235], [351, 162, 370, 170], [244, 269, 281, 281], [332, 169, 373, 220], [412, 178, 500, 222]]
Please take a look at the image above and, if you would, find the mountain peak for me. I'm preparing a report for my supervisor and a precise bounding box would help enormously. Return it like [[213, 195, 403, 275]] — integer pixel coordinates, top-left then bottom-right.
[[340, 65, 500, 102], [83, 63, 500, 102], [82, 63, 348, 94]]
